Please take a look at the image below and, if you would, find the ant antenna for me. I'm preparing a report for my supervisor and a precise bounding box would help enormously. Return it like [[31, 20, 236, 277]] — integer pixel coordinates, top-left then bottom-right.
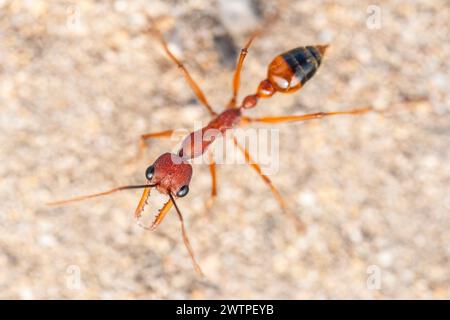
[[46, 184, 157, 206], [169, 193, 204, 276]]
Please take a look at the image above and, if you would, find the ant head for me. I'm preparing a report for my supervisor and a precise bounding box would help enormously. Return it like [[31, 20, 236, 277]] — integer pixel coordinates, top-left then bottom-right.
[[145, 153, 192, 198]]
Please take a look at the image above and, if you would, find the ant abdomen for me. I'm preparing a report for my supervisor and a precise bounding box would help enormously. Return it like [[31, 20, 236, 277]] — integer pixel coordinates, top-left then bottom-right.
[[241, 45, 328, 109], [266, 45, 328, 93]]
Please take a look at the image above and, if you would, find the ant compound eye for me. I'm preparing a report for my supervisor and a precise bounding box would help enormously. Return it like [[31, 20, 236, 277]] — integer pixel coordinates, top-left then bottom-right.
[[145, 165, 155, 180], [176, 185, 189, 197]]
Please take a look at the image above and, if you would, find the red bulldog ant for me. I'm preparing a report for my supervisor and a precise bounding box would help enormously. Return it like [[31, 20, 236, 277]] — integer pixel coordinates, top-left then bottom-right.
[[48, 18, 413, 276]]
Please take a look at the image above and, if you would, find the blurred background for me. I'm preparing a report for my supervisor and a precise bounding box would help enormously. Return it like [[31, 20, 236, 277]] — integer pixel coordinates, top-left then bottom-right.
[[0, 0, 449, 299]]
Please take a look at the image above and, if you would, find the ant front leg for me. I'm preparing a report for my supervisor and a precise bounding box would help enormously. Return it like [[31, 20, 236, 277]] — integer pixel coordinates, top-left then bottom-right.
[[205, 151, 217, 211], [232, 137, 306, 232], [140, 129, 175, 151], [128, 129, 175, 163]]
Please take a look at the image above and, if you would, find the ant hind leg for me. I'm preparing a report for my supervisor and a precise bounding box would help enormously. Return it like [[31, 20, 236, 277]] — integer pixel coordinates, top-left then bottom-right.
[[227, 11, 279, 109], [227, 32, 259, 108], [242, 107, 374, 124]]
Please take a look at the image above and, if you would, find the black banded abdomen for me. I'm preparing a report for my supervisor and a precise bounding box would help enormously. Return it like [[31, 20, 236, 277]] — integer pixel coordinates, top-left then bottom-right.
[[267, 45, 327, 93]]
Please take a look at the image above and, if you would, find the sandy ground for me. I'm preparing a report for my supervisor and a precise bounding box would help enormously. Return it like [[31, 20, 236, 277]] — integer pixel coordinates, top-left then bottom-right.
[[0, 0, 449, 299]]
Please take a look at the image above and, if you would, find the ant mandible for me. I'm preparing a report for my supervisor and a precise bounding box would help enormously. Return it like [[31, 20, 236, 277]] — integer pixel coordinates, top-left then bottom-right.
[[48, 19, 374, 276]]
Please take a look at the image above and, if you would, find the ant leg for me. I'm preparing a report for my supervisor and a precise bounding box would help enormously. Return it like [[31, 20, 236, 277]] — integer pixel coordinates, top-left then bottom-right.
[[128, 129, 175, 163], [247, 107, 374, 123], [227, 12, 279, 109], [147, 28, 216, 116], [227, 32, 259, 108], [205, 151, 217, 210], [242, 107, 373, 124], [232, 137, 306, 232], [139, 129, 175, 153], [243, 99, 430, 124]]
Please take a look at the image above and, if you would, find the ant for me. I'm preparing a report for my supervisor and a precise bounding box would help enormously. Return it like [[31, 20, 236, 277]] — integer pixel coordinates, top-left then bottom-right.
[[48, 20, 378, 276]]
